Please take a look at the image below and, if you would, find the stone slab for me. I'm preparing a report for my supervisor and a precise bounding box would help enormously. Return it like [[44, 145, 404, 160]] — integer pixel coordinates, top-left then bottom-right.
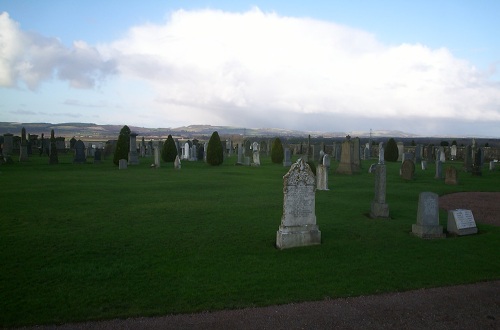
[[447, 209, 478, 236]]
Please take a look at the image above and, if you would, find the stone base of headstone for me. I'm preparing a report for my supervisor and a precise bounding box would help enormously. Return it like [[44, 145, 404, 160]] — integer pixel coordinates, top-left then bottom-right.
[[370, 201, 390, 218], [276, 225, 321, 250], [447, 209, 478, 236], [411, 224, 445, 239], [119, 159, 128, 169], [128, 151, 139, 165]]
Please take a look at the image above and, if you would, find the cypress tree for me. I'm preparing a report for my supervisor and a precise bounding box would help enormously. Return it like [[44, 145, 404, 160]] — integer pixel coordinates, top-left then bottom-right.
[[113, 125, 131, 166], [271, 137, 284, 164], [385, 138, 399, 162], [161, 134, 178, 162], [206, 131, 224, 166]]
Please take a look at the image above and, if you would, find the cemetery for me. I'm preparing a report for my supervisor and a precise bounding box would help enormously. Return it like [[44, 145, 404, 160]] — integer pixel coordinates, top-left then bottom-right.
[[0, 131, 499, 327]]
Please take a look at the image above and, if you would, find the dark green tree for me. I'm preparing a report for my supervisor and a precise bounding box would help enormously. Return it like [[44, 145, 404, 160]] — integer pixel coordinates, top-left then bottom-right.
[[440, 141, 449, 146], [384, 138, 399, 162], [451, 140, 457, 146], [70, 137, 77, 148], [161, 134, 178, 162], [206, 131, 224, 166], [113, 125, 131, 166], [49, 129, 59, 164], [271, 137, 284, 164]]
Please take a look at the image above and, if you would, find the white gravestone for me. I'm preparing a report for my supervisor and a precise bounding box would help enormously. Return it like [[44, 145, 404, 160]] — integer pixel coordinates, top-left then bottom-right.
[[447, 209, 478, 236], [153, 147, 161, 168], [174, 155, 181, 169], [252, 142, 260, 166], [276, 158, 321, 249], [412, 192, 445, 238], [316, 164, 329, 191]]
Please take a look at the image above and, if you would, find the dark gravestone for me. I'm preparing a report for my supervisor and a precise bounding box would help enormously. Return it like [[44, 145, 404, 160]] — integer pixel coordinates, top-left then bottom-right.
[[94, 148, 102, 164], [74, 140, 86, 164], [401, 159, 415, 180], [445, 166, 458, 185]]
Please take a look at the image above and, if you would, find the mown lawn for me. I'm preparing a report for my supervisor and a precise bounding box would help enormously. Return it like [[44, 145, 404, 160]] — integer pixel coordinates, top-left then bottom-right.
[[1, 153, 499, 327]]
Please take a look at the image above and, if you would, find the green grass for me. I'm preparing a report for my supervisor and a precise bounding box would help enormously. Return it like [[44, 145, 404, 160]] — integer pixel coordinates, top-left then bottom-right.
[[1, 154, 499, 327]]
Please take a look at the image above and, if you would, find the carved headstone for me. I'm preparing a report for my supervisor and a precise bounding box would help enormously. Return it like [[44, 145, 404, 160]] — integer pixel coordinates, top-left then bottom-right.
[[370, 164, 390, 218], [401, 159, 415, 181], [412, 192, 445, 238], [336, 138, 355, 175], [444, 166, 458, 185], [283, 148, 292, 167], [276, 158, 321, 249], [316, 164, 329, 191], [447, 209, 478, 236]]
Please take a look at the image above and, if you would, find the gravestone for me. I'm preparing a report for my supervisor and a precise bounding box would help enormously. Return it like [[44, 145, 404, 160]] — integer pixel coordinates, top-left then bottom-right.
[[412, 192, 445, 239], [244, 156, 250, 166], [128, 133, 139, 165], [147, 140, 153, 157], [472, 148, 483, 176], [276, 158, 321, 249], [237, 143, 243, 164], [73, 140, 86, 164], [402, 153, 414, 163], [252, 142, 260, 166], [397, 142, 404, 161], [435, 160, 443, 179], [444, 166, 458, 185], [352, 138, 361, 171], [174, 155, 181, 169], [370, 164, 390, 218], [368, 163, 377, 173], [447, 209, 478, 236], [421, 160, 427, 170], [283, 148, 292, 167], [182, 142, 190, 160], [378, 142, 385, 164], [401, 159, 415, 180], [336, 138, 355, 174], [153, 147, 161, 168], [93, 148, 102, 164], [426, 145, 434, 162], [119, 159, 128, 169], [415, 145, 422, 163], [464, 145, 472, 172], [490, 161, 497, 171], [322, 154, 330, 170], [439, 147, 446, 162], [334, 142, 341, 161], [316, 164, 329, 191], [450, 145, 457, 160], [3, 133, 13, 156], [190, 145, 197, 161]]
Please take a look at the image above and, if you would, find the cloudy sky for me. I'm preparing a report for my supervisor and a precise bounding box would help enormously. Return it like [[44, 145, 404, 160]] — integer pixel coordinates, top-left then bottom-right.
[[1, 1, 499, 137]]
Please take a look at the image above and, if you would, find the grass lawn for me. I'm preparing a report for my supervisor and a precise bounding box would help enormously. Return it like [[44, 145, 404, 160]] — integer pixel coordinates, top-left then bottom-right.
[[1, 153, 499, 327]]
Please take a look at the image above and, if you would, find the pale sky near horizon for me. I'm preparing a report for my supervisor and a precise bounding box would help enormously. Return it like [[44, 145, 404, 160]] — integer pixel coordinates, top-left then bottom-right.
[[1, 1, 499, 137]]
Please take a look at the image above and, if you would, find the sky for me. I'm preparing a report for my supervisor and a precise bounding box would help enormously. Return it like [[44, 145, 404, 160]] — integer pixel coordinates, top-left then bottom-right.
[[1, 0, 499, 137]]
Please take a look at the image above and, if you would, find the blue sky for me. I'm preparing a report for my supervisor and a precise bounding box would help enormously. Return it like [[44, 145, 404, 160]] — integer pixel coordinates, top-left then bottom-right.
[[1, 0, 499, 136]]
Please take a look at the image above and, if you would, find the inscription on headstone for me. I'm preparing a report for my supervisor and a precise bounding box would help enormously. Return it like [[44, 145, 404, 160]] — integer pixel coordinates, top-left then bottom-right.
[[276, 158, 321, 249], [447, 209, 478, 236]]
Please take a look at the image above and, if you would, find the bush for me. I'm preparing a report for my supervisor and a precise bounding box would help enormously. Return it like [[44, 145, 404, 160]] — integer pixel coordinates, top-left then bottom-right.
[[271, 137, 284, 164], [385, 138, 399, 162], [113, 125, 131, 166], [161, 135, 178, 162], [206, 131, 224, 166]]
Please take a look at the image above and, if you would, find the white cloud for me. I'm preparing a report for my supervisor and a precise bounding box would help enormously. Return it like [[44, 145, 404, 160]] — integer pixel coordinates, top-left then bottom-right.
[[102, 8, 500, 128], [0, 12, 116, 90]]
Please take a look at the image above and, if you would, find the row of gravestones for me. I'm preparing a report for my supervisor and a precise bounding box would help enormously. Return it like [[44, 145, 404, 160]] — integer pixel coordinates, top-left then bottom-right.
[[277, 158, 478, 250]]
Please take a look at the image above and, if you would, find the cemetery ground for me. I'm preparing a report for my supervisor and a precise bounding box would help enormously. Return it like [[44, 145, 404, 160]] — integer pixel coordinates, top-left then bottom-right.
[[1, 154, 499, 328]]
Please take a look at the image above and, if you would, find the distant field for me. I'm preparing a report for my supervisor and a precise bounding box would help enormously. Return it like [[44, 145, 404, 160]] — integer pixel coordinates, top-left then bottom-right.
[[1, 154, 499, 327]]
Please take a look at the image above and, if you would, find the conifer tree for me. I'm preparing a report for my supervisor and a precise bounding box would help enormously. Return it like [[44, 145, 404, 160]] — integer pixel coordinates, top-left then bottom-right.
[[385, 138, 399, 162], [271, 137, 284, 164], [206, 131, 224, 166], [161, 134, 178, 162], [113, 125, 131, 166]]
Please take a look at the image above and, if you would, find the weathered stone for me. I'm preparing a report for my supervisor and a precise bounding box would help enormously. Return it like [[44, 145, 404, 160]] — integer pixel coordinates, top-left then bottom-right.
[[128, 133, 139, 165], [401, 159, 415, 181], [412, 192, 445, 239], [73, 140, 86, 164], [370, 164, 390, 218], [119, 159, 127, 169], [445, 166, 458, 185], [283, 148, 292, 167], [276, 158, 321, 249], [174, 155, 181, 169], [447, 209, 478, 236], [316, 164, 328, 191]]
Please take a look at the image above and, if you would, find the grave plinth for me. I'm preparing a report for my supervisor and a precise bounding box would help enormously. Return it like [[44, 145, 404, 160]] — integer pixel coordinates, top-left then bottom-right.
[[276, 158, 321, 249], [447, 209, 478, 236]]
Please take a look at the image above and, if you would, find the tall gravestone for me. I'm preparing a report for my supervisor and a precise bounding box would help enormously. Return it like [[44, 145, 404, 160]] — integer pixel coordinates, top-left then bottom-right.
[[397, 142, 404, 161], [252, 142, 260, 166], [352, 137, 361, 171], [412, 192, 445, 239], [283, 148, 292, 167], [322, 154, 330, 170], [128, 133, 139, 165], [3, 133, 13, 156], [153, 147, 161, 168], [415, 145, 422, 163], [19, 128, 29, 162], [93, 148, 102, 164], [276, 158, 321, 249], [316, 164, 328, 191], [73, 140, 86, 164], [237, 143, 243, 164], [370, 164, 390, 218], [463, 145, 472, 172], [336, 137, 355, 175], [378, 142, 385, 164], [450, 145, 457, 160]]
